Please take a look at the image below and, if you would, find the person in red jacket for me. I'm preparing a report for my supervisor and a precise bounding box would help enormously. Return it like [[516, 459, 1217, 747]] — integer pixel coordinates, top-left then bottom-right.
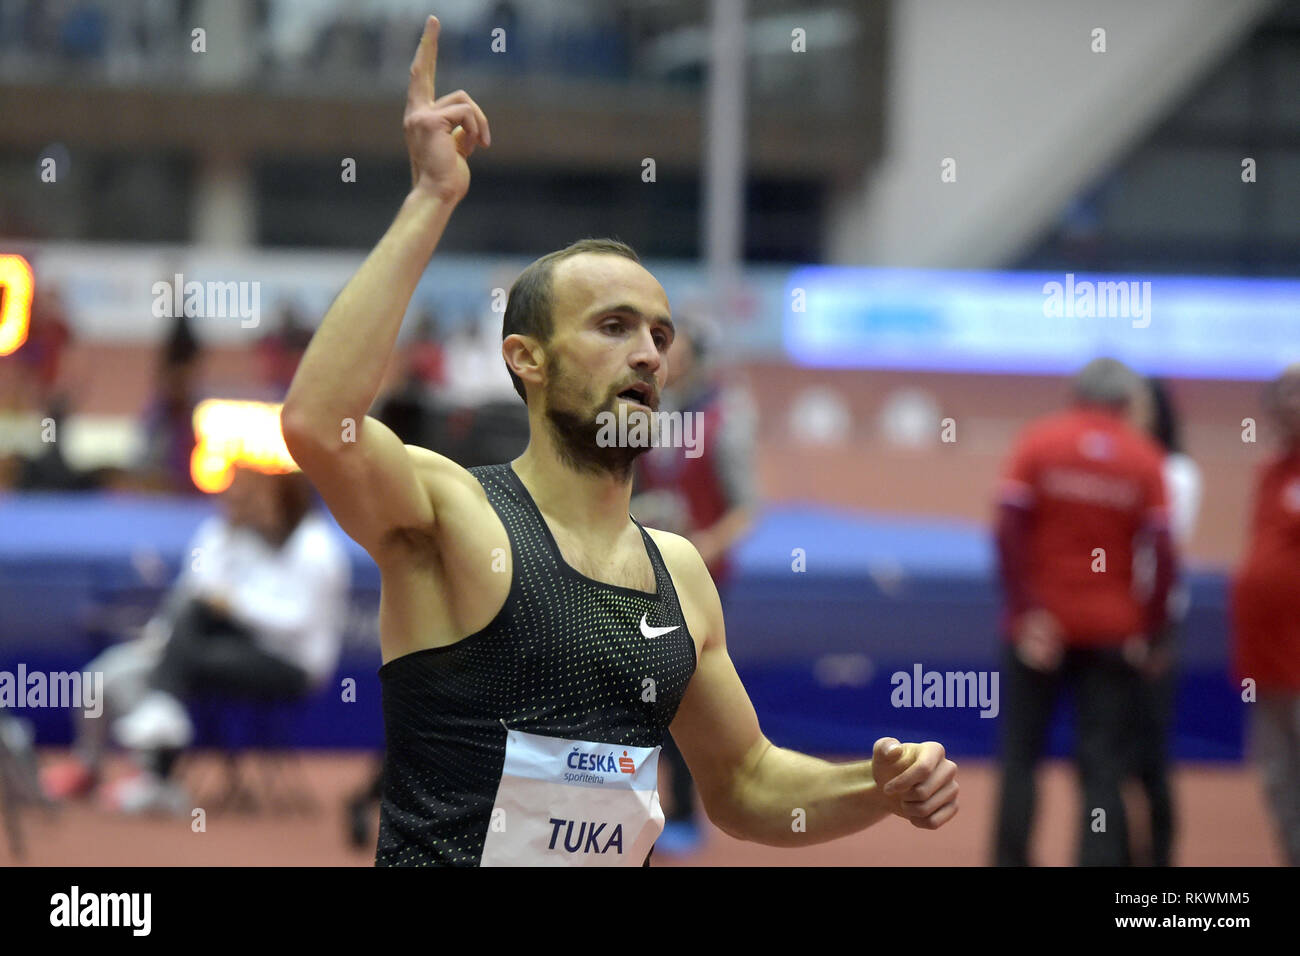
[[993, 358, 1176, 866], [631, 313, 757, 853], [1233, 362, 1300, 866]]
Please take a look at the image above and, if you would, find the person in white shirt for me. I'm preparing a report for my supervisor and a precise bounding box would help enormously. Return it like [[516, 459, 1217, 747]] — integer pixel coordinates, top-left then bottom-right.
[[1128, 377, 1202, 865], [41, 466, 350, 814]]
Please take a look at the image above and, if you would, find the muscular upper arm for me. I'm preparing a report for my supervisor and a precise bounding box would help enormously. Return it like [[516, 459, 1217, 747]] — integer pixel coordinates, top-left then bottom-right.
[[649, 530, 768, 830], [281, 411, 444, 557]]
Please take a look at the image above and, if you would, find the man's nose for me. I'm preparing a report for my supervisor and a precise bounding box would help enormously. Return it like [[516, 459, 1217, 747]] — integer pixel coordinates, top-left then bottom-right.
[[629, 327, 662, 372]]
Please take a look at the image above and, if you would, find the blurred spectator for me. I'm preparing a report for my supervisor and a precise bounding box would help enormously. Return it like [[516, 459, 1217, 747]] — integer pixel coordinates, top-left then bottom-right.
[[1232, 362, 1300, 866], [1127, 377, 1202, 866], [634, 313, 757, 583], [368, 308, 448, 452], [135, 312, 202, 495], [2, 283, 71, 415], [631, 312, 757, 854], [441, 310, 519, 409], [429, 310, 530, 463], [0, 0, 642, 84], [406, 308, 447, 390], [42, 466, 350, 813], [1, 283, 108, 492], [13, 393, 110, 491], [0, 0, 196, 71], [256, 303, 314, 396], [992, 358, 1176, 866]]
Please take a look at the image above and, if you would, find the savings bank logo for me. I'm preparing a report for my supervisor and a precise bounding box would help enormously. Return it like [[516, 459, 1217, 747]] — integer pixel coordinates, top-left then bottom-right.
[[563, 746, 636, 783]]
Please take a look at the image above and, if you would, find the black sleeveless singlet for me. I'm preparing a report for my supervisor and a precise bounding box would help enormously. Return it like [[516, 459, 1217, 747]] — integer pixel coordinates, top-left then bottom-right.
[[375, 462, 698, 866]]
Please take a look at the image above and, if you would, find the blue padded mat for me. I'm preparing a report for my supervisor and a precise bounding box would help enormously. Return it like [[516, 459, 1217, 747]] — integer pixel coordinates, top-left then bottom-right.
[[0, 492, 1243, 758]]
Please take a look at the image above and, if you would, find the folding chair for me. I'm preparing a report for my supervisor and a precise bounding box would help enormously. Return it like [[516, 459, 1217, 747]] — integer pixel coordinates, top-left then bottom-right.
[[183, 695, 321, 816]]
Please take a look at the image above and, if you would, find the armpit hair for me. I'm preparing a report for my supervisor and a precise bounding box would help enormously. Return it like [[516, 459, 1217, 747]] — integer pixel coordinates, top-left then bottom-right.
[[382, 524, 442, 568]]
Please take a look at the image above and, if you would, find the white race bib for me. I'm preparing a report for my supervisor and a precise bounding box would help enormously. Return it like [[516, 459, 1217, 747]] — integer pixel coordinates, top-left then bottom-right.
[[479, 727, 663, 867]]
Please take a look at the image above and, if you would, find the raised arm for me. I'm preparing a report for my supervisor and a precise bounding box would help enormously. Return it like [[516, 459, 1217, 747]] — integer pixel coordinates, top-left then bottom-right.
[[280, 16, 490, 556]]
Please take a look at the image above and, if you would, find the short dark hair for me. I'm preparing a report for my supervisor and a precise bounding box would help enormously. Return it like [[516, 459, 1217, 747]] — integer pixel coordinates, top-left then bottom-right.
[[229, 465, 316, 548], [1143, 377, 1183, 454], [502, 238, 641, 404]]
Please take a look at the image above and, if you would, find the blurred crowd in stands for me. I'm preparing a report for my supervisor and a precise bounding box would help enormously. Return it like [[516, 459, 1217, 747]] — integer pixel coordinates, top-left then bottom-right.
[[0, 274, 530, 495], [0, 0, 655, 85]]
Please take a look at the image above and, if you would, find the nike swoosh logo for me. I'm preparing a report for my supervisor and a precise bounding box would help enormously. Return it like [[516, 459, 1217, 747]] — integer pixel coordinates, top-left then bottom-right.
[[640, 613, 680, 639]]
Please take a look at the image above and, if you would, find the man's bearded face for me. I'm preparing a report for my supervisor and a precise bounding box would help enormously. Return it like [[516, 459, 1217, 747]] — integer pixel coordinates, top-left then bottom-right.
[[542, 349, 655, 481]]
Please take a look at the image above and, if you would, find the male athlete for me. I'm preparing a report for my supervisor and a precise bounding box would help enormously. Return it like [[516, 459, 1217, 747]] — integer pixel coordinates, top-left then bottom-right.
[[281, 16, 958, 866]]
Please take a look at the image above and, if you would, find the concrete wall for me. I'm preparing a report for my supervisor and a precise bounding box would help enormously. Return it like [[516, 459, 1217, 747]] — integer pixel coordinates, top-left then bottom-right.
[[829, 0, 1279, 268]]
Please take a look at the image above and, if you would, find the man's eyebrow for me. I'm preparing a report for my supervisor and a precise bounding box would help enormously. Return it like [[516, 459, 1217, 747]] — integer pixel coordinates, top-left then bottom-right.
[[592, 304, 675, 335]]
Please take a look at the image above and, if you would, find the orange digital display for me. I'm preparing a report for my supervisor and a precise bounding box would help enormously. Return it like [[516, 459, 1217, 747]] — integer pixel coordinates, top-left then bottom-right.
[[191, 398, 300, 494], [0, 254, 35, 356]]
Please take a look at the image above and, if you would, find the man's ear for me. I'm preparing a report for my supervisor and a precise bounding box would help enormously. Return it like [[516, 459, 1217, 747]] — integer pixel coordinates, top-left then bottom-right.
[[503, 333, 544, 391]]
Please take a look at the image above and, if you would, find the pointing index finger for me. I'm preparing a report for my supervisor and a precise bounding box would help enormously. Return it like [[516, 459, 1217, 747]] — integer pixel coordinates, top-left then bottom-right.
[[407, 15, 440, 109]]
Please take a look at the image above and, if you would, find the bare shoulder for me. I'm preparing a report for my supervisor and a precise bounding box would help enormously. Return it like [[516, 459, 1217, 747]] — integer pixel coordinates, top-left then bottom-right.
[[404, 444, 489, 502], [644, 526, 702, 574], [644, 527, 723, 640], [403, 443, 473, 478]]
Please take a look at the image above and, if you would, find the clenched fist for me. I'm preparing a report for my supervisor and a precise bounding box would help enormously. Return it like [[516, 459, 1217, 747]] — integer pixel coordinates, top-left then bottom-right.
[[404, 16, 491, 203], [871, 736, 959, 830]]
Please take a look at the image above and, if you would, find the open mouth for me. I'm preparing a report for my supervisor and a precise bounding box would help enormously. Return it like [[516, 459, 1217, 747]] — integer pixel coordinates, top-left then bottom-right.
[[616, 382, 655, 408]]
